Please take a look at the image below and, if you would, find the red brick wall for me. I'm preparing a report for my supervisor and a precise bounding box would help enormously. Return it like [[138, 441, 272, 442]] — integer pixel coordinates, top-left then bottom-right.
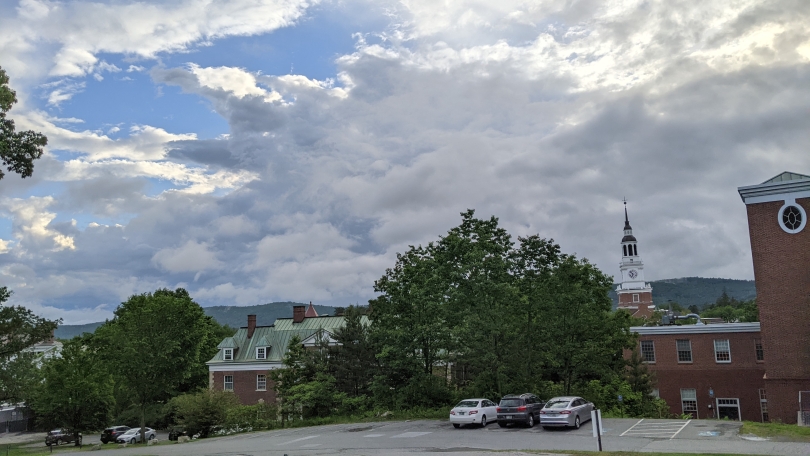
[[211, 370, 278, 404], [636, 331, 765, 421], [618, 291, 652, 305], [746, 197, 810, 423]]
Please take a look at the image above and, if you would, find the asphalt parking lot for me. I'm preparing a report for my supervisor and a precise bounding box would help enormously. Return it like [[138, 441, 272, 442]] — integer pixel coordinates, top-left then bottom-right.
[[26, 417, 806, 455]]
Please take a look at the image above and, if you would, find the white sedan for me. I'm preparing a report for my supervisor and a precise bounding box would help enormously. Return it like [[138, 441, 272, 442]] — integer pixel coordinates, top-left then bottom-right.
[[449, 398, 499, 428]]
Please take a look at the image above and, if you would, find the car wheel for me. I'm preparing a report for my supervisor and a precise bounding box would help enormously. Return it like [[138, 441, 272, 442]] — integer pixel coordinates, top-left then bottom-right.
[[498, 422, 507, 428], [481, 415, 487, 427], [574, 415, 581, 429], [149, 434, 155, 440], [130, 438, 136, 444], [78, 436, 83, 445], [526, 414, 534, 428], [453, 423, 460, 429]]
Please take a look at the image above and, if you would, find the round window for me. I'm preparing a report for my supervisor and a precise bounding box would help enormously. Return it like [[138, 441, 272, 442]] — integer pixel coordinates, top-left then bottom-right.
[[779, 204, 807, 234]]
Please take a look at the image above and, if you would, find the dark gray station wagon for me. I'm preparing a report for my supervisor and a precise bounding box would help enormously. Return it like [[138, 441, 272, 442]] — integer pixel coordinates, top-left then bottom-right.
[[496, 393, 545, 427]]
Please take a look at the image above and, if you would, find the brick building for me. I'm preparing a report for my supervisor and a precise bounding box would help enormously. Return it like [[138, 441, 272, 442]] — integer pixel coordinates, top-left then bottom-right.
[[207, 303, 367, 404], [616, 202, 655, 318], [631, 323, 767, 421], [738, 171, 810, 424]]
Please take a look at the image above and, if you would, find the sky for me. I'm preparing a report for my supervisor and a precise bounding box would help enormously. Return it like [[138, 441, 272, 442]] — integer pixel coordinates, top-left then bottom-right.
[[1, 0, 809, 324]]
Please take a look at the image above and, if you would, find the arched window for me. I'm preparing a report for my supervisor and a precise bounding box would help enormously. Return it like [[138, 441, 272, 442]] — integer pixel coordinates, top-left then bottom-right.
[[634, 244, 638, 256], [623, 245, 627, 256]]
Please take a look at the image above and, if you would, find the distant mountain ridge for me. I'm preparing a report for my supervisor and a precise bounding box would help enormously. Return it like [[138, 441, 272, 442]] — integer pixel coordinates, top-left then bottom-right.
[[609, 277, 756, 309], [54, 301, 336, 340]]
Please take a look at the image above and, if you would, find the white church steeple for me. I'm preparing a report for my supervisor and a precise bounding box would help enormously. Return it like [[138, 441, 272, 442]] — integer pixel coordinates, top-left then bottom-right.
[[616, 200, 654, 317]]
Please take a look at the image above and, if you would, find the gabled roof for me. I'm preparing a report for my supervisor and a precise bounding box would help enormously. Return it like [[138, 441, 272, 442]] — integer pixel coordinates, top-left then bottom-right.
[[207, 315, 370, 365], [305, 302, 318, 317], [762, 171, 810, 184], [217, 337, 238, 349]]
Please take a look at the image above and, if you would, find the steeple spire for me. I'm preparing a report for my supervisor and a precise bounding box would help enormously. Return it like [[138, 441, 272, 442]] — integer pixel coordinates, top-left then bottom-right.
[[623, 198, 632, 230]]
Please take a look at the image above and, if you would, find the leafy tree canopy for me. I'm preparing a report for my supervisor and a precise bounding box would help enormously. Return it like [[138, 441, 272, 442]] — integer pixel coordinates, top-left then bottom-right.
[[0, 67, 47, 181], [0, 287, 60, 402]]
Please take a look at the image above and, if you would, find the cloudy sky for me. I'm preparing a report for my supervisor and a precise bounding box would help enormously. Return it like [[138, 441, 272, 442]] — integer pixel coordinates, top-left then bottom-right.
[[1, 0, 809, 324]]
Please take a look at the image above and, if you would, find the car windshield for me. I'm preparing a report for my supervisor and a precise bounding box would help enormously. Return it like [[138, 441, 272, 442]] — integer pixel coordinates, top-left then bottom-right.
[[123, 430, 137, 435], [500, 399, 522, 407], [544, 400, 571, 409], [49, 430, 61, 434], [455, 400, 480, 408]]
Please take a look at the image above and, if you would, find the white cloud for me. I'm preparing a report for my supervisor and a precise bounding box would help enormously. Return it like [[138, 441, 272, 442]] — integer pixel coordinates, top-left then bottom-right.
[[1, 197, 75, 251]]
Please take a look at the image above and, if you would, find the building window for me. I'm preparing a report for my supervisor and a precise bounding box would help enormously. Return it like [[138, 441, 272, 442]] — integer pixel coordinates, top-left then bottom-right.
[[257, 374, 267, 391], [633, 244, 638, 255], [256, 347, 266, 360], [779, 203, 807, 234], [755, 339, 764, 361], [651, 388, 660, 398], [676, 339, 692, 363], [633, 294, 640, 302], [759, 389, 769, 422], [223, 348, 233, 361], [623, 245, 627, 256], [640, 340, 656, 363], [681, 388, 697, 417], [224, 375, 234, 391], [714, 339, 731, 363]]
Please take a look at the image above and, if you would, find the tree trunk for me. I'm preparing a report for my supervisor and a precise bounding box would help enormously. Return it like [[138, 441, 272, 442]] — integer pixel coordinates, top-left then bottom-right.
[[140, 404, 146, 444]]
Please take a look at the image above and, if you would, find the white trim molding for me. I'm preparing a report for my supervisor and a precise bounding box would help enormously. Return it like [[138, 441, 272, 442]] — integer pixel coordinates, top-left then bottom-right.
[[631, 322, 760, 335], [208, 362, 283, 372]]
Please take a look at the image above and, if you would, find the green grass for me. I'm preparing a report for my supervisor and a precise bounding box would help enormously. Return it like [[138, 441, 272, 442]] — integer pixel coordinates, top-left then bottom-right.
[[740, 420, 810, 442]]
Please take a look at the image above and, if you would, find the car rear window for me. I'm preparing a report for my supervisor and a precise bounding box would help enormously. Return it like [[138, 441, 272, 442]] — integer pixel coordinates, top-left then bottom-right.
[[456, 400, 480, 408], [544, 400, 571, 409], [500, 399, 522, 407]]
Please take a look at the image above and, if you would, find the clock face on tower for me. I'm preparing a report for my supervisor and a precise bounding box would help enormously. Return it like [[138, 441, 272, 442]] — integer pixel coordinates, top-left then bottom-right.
[[628, 269, 638, 279]]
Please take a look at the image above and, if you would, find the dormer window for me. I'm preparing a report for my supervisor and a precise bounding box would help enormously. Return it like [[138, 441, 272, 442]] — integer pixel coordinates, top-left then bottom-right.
[[223, 348, 233, 361], [256, 347, 267, 360]]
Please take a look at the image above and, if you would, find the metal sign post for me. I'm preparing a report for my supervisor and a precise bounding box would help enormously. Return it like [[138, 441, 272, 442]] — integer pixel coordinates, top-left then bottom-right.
[[591, 409, 603, 451]]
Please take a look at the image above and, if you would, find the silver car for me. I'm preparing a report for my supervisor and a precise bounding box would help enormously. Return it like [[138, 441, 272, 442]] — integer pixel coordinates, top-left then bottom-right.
[[115, 427, 157, 444], [539, 396, 594, 429]]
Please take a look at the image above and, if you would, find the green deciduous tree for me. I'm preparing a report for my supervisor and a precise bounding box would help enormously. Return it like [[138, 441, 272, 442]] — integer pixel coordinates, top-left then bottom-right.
[[29, 336, 114, 445], [0, 287, 59, 402], [93, 288, 222, 443], [0, 67, 47, 181]]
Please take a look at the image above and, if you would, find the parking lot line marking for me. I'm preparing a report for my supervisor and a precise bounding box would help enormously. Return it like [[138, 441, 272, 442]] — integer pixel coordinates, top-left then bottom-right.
[[300, 443, 322, 448], [391, 432, 431, 438], [670, 420, 691, 439], [277, 435, 318, 445], [364, 434, 385, 438], [620, 419, 645, 436]]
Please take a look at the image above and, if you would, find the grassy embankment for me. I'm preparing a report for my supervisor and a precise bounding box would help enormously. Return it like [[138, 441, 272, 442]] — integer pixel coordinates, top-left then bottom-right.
[[740, 420, 810, 442]]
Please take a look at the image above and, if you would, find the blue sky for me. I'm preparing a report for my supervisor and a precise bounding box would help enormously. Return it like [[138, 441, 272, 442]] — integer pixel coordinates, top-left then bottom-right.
[[1, 0, 810, 323]]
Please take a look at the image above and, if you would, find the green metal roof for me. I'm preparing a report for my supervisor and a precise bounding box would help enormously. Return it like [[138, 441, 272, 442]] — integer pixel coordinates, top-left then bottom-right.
[[762, 171, 810, 184], [207, 315, 370, 365]]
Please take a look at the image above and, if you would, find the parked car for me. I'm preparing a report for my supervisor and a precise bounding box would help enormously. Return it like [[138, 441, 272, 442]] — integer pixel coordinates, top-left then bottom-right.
[[115, 427, 157, 444], [496, 393, 545, 427], [45, 429, 81, 446], [539, 396, 594, 429], [449, 398, 499, 428], [100, 425, 130, 444], [168, 425, 187, 441]]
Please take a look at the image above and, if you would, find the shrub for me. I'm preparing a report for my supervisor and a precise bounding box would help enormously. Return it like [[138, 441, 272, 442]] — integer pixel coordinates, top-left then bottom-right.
[[170, 389, 240, 438]]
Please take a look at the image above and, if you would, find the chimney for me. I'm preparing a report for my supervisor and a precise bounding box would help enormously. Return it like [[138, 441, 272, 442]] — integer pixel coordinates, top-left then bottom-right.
[[247, 314, 257, 338], [293, 305, 306, 323]]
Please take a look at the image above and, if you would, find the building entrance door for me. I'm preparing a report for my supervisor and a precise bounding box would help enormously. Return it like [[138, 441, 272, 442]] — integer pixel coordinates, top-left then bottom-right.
[[716, 398, 741, 421]]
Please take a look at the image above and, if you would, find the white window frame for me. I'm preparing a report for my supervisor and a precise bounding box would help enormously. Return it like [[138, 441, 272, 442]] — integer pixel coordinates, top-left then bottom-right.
[[676, 339, 693, 363], [640, 340, 656, 363], [256, 346, 266, 360], [257, 374, 267, 391], [755, 339, 764, 362], [759, 389, 769, 422], [224, 375, 234, 391], [223, 348, 233, 361], [714, 339, 731, 363], [633, 293, 640, 303], [651, 388, 660, 398], [681, 388, 698, 418], [716, 398, 741, 421]]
